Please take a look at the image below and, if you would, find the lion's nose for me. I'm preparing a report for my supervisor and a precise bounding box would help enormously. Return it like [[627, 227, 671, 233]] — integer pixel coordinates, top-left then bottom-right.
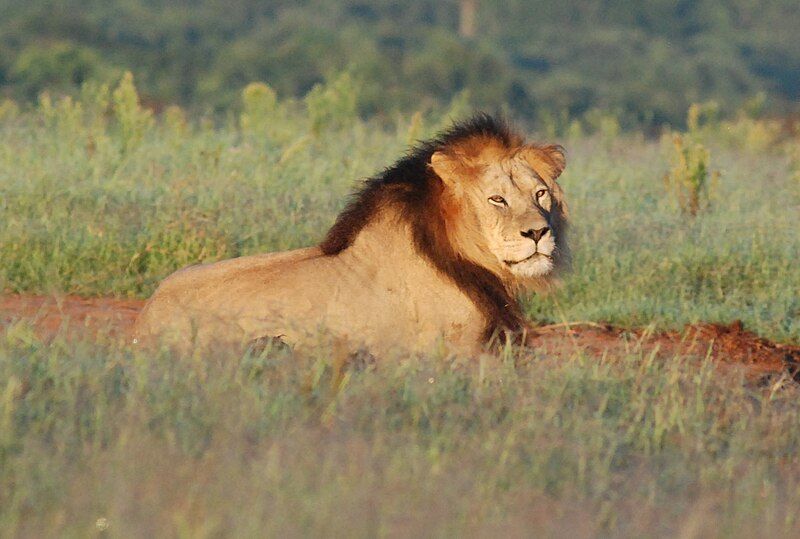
[[521, 227, 549, 242]]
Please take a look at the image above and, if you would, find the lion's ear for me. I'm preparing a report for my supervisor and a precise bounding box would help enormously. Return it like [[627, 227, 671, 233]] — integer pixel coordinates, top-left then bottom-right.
[[520, 144, 566, 181], [430, 151, 463, 192]]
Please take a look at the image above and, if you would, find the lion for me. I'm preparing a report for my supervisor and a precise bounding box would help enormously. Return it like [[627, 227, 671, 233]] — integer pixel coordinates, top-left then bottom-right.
[[133, 114, 569, 356]]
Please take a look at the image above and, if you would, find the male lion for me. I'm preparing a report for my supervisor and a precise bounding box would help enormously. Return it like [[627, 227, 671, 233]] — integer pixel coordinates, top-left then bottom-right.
[[133, 114, 569, 355]]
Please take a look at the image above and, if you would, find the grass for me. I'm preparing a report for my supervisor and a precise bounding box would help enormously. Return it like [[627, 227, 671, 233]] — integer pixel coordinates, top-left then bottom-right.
[[2, 328, 800, 537], [1, 78, 800, 536]]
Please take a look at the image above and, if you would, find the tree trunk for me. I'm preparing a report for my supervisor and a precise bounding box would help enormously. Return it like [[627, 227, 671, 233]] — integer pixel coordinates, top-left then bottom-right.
[[459, 0, 477, 38]]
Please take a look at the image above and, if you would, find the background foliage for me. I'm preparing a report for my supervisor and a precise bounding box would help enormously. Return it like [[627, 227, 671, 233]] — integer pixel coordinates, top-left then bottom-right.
[[0, 0, 798, 126]]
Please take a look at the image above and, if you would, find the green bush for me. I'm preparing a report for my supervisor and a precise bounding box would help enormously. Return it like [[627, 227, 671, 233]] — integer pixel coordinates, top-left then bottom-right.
[[305, 72, 360, 135], [10, 41, 118, 99], [663, 132, 717, 216], [112, 72, 154, 152]]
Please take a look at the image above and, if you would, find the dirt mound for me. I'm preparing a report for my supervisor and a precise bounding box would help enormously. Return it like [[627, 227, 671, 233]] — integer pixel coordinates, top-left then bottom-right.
[[684, 321, 800, 379], [2, 294, 798, 381], [530, 321, 800, 382]]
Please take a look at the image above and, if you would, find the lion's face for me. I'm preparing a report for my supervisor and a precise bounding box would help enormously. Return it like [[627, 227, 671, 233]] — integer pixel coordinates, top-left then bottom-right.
[[469, 156, 561, 277], [431, 143, 567, 281]]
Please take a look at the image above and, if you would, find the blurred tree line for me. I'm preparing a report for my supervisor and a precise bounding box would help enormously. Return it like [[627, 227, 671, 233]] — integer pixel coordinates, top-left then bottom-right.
[[0, 0, 797, 127]]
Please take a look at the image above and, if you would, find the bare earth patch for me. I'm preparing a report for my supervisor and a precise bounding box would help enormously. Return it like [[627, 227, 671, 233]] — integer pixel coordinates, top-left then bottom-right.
[[529, 321, 800, 383], [2, 294, 798, 382], [0, 294, 143, 340]]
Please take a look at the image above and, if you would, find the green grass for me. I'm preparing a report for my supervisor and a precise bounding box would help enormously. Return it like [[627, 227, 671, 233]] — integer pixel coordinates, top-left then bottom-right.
[[2, 83, 800, 536], [2, 328, 800, 537]]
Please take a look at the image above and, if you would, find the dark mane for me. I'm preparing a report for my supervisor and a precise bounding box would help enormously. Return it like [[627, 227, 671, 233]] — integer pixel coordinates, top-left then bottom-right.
[[319, 113, 525, 342]]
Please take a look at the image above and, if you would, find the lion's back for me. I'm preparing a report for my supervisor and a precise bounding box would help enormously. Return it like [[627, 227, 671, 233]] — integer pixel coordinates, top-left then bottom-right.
[[133, 246, 323, 349]]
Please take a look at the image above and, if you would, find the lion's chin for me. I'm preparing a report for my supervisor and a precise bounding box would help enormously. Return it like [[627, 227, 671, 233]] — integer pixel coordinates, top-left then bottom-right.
[[506, 254, 554, 278]]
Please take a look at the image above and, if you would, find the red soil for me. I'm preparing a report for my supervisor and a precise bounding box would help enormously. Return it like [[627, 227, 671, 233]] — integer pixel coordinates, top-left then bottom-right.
[[529, 321, 800, 382], [2, 294, 798, 382], [0, 294, 143, 341]]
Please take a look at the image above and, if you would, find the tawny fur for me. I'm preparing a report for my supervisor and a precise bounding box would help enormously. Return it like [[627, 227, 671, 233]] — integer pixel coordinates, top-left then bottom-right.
[[133, 115, 569, 356]]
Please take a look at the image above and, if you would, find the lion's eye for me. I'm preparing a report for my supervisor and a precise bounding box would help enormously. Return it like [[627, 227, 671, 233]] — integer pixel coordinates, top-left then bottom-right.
[[488, 195, 507, 207], [535, 189, 548, 199]]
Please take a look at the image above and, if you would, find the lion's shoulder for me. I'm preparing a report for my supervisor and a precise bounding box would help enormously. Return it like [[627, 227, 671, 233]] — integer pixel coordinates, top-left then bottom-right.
[[318, 114, 532, 339]]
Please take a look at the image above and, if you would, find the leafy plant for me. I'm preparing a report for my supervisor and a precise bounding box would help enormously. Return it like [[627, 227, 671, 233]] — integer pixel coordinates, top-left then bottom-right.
[[664, 132, 718, 216], [663, 104, 722, 216], [305, 72, 359, 135], [240, 82, 278, 135], [0, 100, 19, 121], [163, 105, 188, 138], [111, 71, 153, 152]]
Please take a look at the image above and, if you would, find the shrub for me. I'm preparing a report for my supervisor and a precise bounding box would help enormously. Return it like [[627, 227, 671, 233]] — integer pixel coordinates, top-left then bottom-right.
[[663, 132, 718, 216], [163, 105, 189, 138], [584, 108, 621, 143], [38, 93, 85, 138], [10, 41, 116, 99], [305, 72, 359, 135], [0, 99, 19, 121], [240, 82, 278, 135], [687, 98, 785, 153], [112, 72, 154, 152], [790, 142, 800, 183]]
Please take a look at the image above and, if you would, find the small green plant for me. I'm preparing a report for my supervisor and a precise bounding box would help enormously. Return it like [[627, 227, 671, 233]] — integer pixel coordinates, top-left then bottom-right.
[[727, 115, 783, 152], [78, 80, 111, 122], [163, 105, 188, 138], [686, 101, 721, 133], [112, 71, 153, 152], [790, 141, 800, 183], [405, 111, 424, 146], [439, 89, 472, 126], [537, 108, 570, 139], [686, 98, 785, 153], [565, 119, 584, 140], [38, 92, 86, 139], [305, 72, 359, 135], [740, 92, 768, 119], [663, 104, 722, 216], [664, 132, 718, 216], [584, 108, 621, 145], [0, 99, 19, 121], [240, 82, 278, 135]]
